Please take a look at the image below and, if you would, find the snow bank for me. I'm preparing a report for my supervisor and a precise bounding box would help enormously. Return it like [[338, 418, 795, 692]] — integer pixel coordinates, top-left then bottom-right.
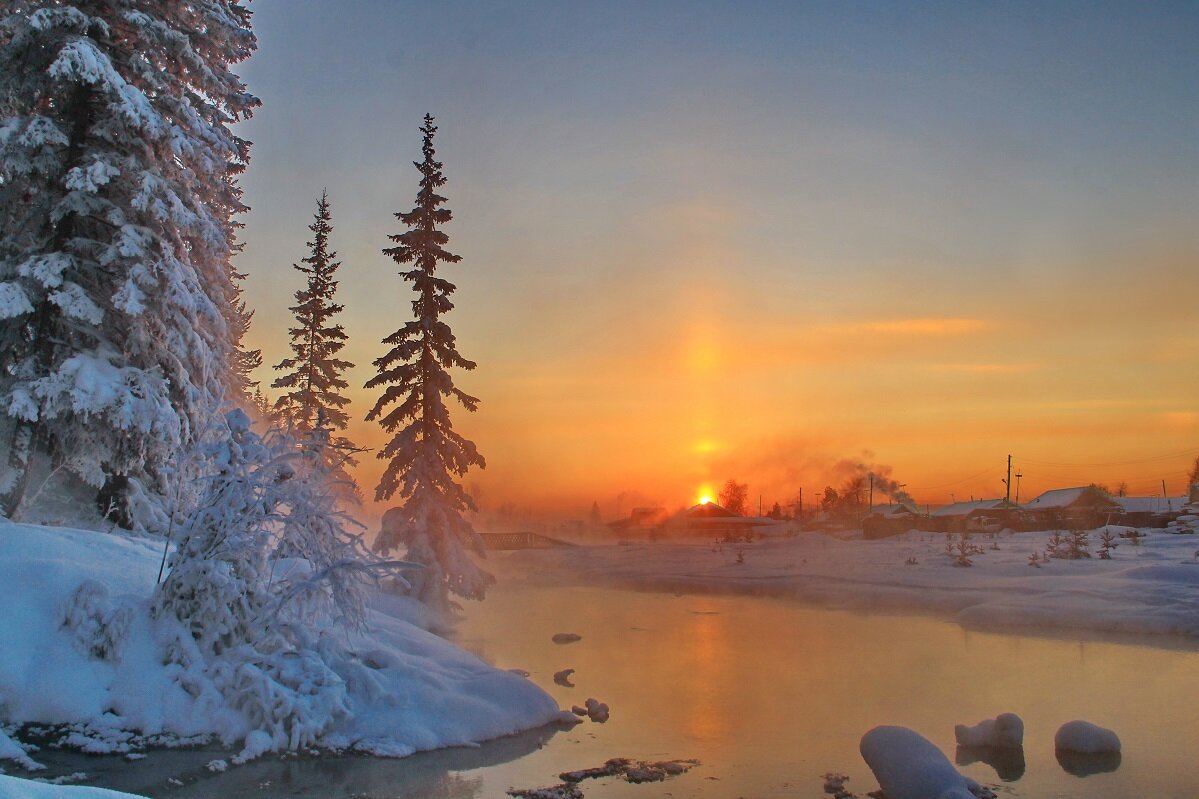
[[0, 520, 565, 762], [859, 726, 981, 799], [1054, 720, 1121, 753], [954, 713, 1023, 748], [0, 774, 145, 799], [505, 527, 1199, 640]]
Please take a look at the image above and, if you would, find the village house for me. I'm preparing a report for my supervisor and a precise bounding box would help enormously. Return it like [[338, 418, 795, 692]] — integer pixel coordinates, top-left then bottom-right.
[[862, 502, 922, 539], [923, 498, 1022, 534], [1112, 495, 1189, 527], [1021, 486, 1121, 529]]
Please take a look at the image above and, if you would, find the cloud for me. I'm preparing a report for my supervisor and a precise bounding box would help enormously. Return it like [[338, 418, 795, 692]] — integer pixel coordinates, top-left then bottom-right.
[[855, 318, 993, 336]]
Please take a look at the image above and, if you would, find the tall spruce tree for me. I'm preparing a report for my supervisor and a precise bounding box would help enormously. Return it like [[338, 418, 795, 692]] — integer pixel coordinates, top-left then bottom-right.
[[365, 114, 491, 610], [271, 191, 358, 497], [0, 2, 259, 525]]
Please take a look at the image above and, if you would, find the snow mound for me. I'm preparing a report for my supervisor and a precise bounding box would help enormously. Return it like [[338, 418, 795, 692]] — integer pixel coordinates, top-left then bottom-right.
[[860, 726, 987, 799], [0, 520, 565, 761], [954, 713, 1023, 748], [0, 774, 145, 799], [1054, 720, 1121, 753]]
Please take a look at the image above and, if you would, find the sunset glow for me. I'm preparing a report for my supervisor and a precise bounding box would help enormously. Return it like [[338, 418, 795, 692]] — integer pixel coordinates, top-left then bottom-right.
[[236, 4, 1199, 525]]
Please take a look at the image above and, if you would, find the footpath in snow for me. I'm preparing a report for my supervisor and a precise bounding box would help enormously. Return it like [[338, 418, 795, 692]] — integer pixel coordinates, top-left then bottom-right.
[[0, 520, 568, 777], [502, 524, 1199, 641]]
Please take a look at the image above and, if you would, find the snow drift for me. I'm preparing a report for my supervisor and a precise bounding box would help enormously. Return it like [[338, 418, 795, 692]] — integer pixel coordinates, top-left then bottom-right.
[[0, 520, 566, 763]]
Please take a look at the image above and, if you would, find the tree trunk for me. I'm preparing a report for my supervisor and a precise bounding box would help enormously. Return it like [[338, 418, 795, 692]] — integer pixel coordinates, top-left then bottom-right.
[[0, 421, 36, 519]]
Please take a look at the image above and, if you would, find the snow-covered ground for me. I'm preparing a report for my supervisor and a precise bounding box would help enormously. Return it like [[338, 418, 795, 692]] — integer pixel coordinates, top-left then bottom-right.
[[501, 523, 1199, 640], [0, 520, 568, 773]]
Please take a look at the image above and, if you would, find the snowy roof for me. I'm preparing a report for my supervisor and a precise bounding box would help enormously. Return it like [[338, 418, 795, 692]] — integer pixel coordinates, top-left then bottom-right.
[[930, 499, 1013, 518], [680, 502, 740, 518], [868, 502, 920, 518], [1023, 486, 1119, 510], [1114, 496, 1187, 514]]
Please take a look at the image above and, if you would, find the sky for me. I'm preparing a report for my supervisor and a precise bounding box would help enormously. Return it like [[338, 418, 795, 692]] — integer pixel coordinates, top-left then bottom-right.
[[234, 1, 1199, 523]]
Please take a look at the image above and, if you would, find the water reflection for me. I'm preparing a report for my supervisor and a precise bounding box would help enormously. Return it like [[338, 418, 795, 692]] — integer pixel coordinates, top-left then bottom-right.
[[955, 746, 1026, 781], [167, 724, 563, 799], [1056, 749, 1123, 778]]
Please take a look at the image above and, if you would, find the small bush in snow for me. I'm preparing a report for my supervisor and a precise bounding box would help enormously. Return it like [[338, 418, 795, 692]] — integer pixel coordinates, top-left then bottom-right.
[[60, 580, 132, 662]]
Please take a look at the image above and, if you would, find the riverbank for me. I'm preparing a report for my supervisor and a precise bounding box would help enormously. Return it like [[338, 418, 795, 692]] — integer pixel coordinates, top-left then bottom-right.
[[499, 525, 1199, 642], [0, 520, 567, 776]]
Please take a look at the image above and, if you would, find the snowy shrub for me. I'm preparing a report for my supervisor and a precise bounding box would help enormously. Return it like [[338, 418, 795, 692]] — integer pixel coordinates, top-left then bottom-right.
[[59, 579, 132, 662], [152, 409, 410, 758]]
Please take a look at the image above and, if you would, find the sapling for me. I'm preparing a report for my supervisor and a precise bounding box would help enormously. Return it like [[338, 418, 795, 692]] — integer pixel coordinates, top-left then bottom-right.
[[1028, 552, 1042, 568], [1065, 529, 1092, 559], [1098, 529, 1118, 559], [954, 537, 974, 567]]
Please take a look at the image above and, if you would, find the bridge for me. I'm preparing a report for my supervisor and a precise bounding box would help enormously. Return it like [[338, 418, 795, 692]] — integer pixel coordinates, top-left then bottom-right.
[[478, 531, 578, 550]]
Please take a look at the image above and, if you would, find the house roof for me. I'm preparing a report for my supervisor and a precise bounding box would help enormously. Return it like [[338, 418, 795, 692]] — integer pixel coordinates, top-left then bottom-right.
[[1114, 496, 1187, 514], [931, 498, 1008, 518], [868, 502, 920, 518], [1023, 486, 1119, 510], [680, 502, 739, 518]]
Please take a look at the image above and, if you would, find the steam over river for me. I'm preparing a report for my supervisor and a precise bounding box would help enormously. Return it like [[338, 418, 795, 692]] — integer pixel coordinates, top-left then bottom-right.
[[34, 580, 1199, 798]]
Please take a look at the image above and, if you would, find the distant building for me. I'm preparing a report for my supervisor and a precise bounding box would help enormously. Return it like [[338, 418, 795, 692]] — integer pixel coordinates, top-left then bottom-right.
[[863, 502, 922, 539], [606, 506, 669, 535], [1112, 495, 1188, 527], [607, 502, 786, 540], [925, 498, 1021, 534], [1022, 486, 1120, 529]]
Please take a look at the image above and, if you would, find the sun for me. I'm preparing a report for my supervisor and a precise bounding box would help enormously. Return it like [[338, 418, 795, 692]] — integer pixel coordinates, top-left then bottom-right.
[[699, 495, 713, 505]]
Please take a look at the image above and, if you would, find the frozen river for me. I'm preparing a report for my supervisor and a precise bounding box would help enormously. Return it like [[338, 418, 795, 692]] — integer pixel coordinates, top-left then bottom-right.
[[31, 580, 1199, 798]]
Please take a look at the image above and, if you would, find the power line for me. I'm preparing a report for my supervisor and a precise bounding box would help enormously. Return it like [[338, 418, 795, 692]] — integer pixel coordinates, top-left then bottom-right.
[[1012, 446, 1199, 469]]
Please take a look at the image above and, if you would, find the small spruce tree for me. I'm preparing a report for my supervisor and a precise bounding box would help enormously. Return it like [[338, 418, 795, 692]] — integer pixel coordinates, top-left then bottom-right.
[[271, 191, 359, 498], [365, 114, 490, 611]]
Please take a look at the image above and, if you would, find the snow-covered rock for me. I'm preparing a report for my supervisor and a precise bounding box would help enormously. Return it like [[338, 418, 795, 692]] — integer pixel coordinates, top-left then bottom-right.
[[954, 713, 1023, 748], [860, 726, 982, 799], [1054, 720, 1121, 753]]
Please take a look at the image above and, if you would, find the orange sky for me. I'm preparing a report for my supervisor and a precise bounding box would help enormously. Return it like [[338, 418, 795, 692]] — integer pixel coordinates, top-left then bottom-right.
[[237, 4, 1199, 525]]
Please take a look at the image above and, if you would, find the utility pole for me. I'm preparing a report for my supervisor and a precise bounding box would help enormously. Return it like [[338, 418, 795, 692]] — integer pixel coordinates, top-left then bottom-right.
[[798, 487, 803, 521], [868, 473, 874, 511], [1163, 479, 1172, 512], [1015, 472, 1023, 504], [1005, 454, 1012, 503]]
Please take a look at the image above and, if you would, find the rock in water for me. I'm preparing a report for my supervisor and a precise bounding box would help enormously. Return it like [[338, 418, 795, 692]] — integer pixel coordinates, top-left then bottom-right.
[[860, 726, 977, 799], [553, 669, 576, 687], [954, 713, 1024, 748], [1054, 720, 1121, 753], [552, 633, 582, 645]]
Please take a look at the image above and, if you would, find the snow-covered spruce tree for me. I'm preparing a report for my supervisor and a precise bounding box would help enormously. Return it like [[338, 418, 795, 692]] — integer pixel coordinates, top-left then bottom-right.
[[365, 114, 491, 612], [0, 2, 259, 526], [271, 191, 360, 499]]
